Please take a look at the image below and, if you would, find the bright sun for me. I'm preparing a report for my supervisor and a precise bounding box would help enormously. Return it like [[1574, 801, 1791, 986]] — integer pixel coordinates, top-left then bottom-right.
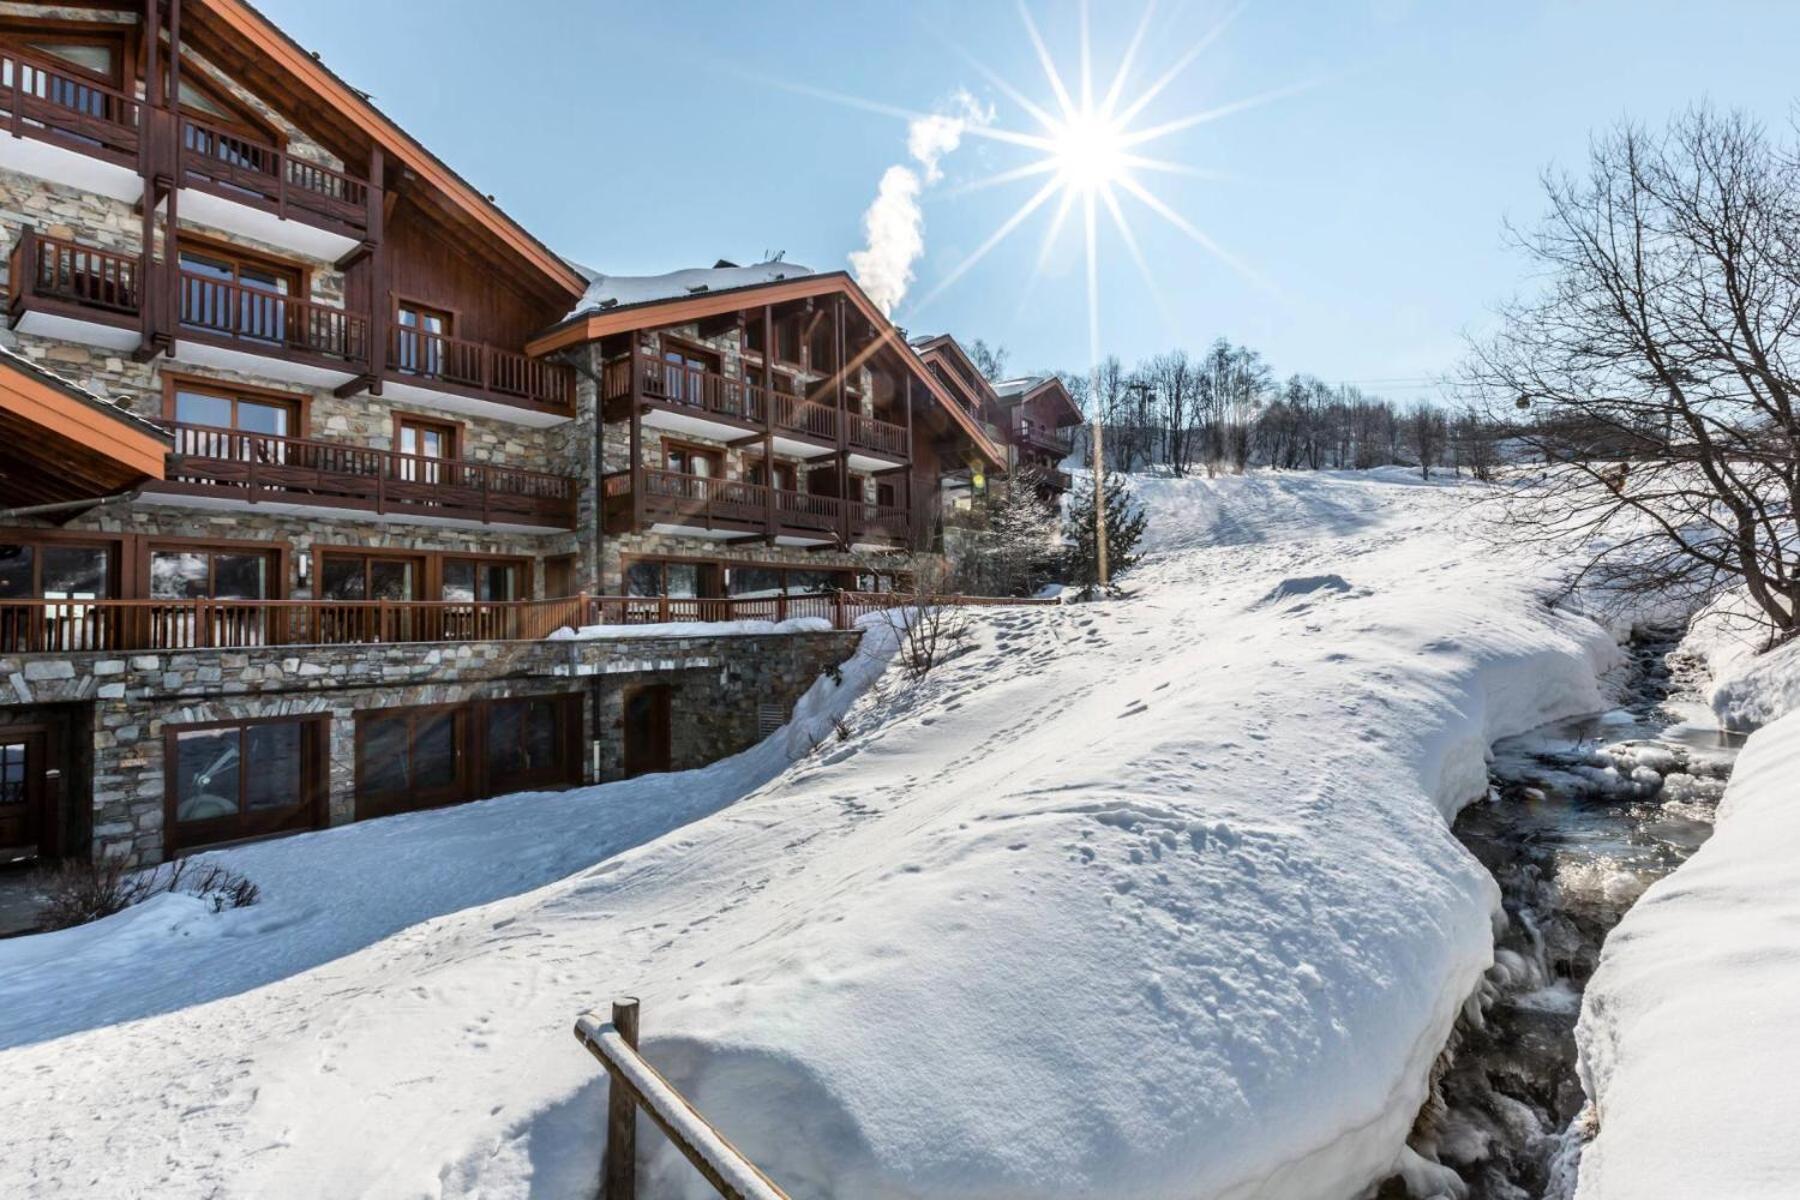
[[1049, 111, 1129, 192]]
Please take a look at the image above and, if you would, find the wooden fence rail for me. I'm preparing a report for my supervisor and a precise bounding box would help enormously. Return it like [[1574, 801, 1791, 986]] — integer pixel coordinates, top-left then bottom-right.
[[585, 591, 1056, 632], [575, 999, 790, 1200]]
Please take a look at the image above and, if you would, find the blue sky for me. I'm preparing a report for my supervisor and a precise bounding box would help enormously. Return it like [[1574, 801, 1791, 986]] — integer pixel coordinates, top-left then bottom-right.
[[262, 0, 1800, 397]]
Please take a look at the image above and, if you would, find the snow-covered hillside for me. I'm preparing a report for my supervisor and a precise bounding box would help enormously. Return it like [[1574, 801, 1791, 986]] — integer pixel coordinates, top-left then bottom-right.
[[0, 470, 1629, 1199]]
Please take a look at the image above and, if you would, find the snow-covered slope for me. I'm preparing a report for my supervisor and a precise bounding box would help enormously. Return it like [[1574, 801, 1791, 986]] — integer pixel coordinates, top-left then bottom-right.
[[0, 470, 1624, 1199]]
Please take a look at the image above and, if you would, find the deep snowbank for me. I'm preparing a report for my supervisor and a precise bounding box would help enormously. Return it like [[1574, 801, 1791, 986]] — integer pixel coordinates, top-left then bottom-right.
[[1569, 609, 1800, 1198], [1573, 705, 1800, 1199], [0, 471, 1625, 1200]]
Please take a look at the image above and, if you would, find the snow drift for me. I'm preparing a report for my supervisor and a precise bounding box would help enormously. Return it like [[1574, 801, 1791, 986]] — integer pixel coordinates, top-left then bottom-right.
[[0, 471, 1629, 1199]]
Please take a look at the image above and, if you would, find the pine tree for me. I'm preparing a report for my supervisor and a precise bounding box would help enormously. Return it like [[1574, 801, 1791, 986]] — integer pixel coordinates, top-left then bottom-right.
[[1064, 469, 1148, 591]]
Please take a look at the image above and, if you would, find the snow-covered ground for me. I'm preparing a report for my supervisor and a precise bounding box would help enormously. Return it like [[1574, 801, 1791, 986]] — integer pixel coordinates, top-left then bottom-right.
[[1570, 614, 1800, 1200], [1, 469, 1635, 1199]]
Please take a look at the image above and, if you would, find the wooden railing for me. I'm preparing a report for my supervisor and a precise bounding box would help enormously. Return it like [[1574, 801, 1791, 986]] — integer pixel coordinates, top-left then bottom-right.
[[604, 356, 766, 424], [772, 390, 834, 441], [578, 999, 790, 1200], [1013, 416, 1075, 455], [0, 595, 587, 654], [0, 46, 141, 164], [178, 271, 368, 364], [8, 229, 141, 315], [393, 326, 575, 409], [851, 502, 911, 541], [586, 590, 1056, 631], [166, 423, 578, 527], [624, 469, 844, 534], [180, 114, 370, 234], [846, 411, 910, 459]]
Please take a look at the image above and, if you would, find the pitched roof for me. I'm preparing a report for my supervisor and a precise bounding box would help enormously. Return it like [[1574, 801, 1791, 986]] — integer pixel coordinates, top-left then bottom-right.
[[0, 348, 169, 506], [198, 0, 585, 298], [568, 260, 816, 319], [527, 271, 1006, 468], [993, 375, 1084, 425]]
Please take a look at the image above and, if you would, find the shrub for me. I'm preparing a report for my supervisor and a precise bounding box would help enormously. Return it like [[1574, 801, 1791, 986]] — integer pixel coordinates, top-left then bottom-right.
[[33, 855, 260, 931]]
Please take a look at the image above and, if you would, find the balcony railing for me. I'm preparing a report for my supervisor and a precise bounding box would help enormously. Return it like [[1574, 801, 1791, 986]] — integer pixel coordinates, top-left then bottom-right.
[[0, 46, 141, 165], [177, 271, 368, 365], [611, 468, 847, 537], [603, 355, 909, 457], [0, 595, 587, 654], [393, 326, 574, 410], [851, 502, 911, 542], [587, 591, 1056, 631], [7, 229, 141, 320], [1012, 416, 1075, 455], [180, 115, 370, 237], [165, 423, 577, 528]]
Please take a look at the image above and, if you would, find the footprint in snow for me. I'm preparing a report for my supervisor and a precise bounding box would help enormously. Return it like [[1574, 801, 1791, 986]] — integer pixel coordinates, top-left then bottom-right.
[[1120, 700, 1149, 718]]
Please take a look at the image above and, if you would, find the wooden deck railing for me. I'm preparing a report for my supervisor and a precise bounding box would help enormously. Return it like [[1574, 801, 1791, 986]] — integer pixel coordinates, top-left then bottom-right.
[[586, 590, 1055, 631], [577, 999, 790, 1200], [1013, 415, 1075, 455], [166, 423, 578, 527], [8, 229, 141, 316], [0, 46, 141, 164], [627, 469, 845, 533], [393, 326, 574, 409], [180, 114, 370, 234], [178, 271, 368, 364], [0, 595, 587, 654], [846, 410, 910, 459], [851, 502, 911, 541]]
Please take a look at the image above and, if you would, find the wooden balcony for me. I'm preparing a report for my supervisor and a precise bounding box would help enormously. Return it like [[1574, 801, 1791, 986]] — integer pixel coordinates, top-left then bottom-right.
[[0, 47, 144, 202], [1012, 416, 1075, 456], [602, 354, 911, 468], [178, 115, 373, 259], [0, 595, 586, 654], [155, 422, 577, 531], [850, 501, 911, 545], [6, 230, 144, 351], [603, 468, 849, 547], [174, 270, 369, 386], [383, 325, 575, 417]]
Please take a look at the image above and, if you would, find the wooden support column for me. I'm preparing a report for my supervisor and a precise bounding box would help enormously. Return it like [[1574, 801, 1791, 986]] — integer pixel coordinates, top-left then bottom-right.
[[164, 0, 182, 347], [763, 305, 776, 540], [137, 0, 161, 353], [904, 373, 918, 548], [834, 298, 849, 546], [366, 144, 386, 395], [629, 336, 644, 535]]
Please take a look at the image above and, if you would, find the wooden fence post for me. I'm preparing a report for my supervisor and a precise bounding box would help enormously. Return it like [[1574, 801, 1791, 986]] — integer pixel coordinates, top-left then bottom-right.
[[603, 997, 641, 1200]]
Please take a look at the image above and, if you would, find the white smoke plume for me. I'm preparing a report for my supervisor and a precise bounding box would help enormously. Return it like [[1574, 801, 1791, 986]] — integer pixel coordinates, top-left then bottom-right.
[[850, 91, 992, 315]]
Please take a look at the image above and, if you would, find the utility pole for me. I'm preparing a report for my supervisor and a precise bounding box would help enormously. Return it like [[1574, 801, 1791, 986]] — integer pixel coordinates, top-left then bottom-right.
[[1091, 416, 1108, 591]]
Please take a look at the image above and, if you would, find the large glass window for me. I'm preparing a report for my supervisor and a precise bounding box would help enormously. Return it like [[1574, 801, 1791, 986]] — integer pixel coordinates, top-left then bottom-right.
[[150, 548, 271, 600], [172, 386, 293, 436], [727, 566, 784, 599], [624, 560, 665, 598], [355, 707, 466, 817], [169, 718, 320, 850], [0, 542, 110, 599], [485, 697, 564, 784], [442, 560, 516, 603], [395, 302, 452, 377], [178, 248, 299, 344], [320, 555, 416, 602]]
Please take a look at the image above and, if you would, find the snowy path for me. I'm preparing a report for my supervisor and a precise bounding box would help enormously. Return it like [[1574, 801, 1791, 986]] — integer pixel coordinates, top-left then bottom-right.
[[0, 470, 1623, 1199]]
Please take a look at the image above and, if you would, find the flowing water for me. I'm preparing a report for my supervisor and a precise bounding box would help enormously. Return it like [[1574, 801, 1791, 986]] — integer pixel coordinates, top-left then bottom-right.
[[1384, 628, 1744, 1200]]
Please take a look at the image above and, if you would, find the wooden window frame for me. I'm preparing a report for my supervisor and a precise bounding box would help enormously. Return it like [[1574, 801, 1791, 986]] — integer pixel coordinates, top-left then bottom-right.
[[163, 713, 328, 855], [391, 411, 463, 462], [146, 536, 289, 601], [0, 530, 124, 600], [353, 702, 470, 818], [658, 335, 720, 372], [176, 233, 311, 298], [439, 555, 524, 603], [161, 373, 309, 436], [312, 546, 532, 605], [480, 692, 583, 795], [0, 20, 129, 87], [660, 437, 723, 477]]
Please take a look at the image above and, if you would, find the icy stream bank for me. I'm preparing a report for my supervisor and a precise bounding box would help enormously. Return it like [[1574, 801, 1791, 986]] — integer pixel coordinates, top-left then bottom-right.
[[1386, 629, 1740, 1198]]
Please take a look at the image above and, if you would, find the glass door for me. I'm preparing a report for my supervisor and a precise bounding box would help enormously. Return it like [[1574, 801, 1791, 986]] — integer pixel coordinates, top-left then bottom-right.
[[396, 418, 455, 485], [396, 303, 451, 378]]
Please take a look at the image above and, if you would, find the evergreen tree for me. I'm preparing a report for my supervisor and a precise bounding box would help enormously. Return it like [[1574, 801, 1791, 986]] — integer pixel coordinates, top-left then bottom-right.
[[1064, 469, 1148, 591]]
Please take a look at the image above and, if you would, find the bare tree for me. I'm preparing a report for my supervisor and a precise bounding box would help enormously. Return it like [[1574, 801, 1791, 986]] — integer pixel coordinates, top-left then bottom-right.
[[1150, 349, 1197, 475], [967, 338, 1009, 383], [1408, 402, 1447, 479], [1465, 106, 1800, 637]]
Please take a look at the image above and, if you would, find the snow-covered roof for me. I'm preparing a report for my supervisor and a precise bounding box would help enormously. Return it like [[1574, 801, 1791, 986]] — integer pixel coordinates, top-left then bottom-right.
[[0, 344, 170, 441], [566, 258, 816, 320], [991, 376, 1040, 399]]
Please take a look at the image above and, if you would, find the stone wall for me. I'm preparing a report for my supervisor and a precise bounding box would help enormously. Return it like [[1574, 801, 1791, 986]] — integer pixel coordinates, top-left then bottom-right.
[[1, 627, 861, 864]]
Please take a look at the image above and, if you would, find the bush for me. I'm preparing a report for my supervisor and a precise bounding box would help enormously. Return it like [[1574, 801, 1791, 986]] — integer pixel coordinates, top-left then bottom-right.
[[34, 855, 260, 931], [1064, 468, 1149, 592]]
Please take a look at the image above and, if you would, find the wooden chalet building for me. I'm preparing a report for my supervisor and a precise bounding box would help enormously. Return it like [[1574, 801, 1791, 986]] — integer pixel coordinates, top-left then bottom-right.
[[0, 0, 1006, 869], [914, 333, 1082, 502]]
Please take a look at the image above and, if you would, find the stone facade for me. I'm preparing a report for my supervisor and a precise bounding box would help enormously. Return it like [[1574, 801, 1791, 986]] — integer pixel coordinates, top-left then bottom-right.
[[1, 628, 859, 864]]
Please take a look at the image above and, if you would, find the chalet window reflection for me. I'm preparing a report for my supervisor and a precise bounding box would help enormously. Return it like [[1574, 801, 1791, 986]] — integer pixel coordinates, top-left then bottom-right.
[[168, 717, 322, 851]]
